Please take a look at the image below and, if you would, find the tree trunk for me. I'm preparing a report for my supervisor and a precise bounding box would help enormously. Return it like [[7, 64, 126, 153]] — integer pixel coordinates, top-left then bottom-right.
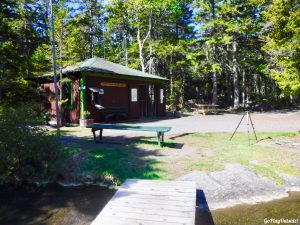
[[0, 87, 2, 102], [149, 43, 153, 74], [170, 55, 173, 95], [232, 39, 239, 109], [137, 26, 145, 72], [137, 10, 152, 73], [212, 70, 217, 105], [180, 73, 185, 108], [125, 47, 128, 67], [227, 72, 232, 104], [256, 74, 261, 97], [89, 6, 94, 58], [212, 45, 217, 105], [50, 0, 61, 133], [59, 24, 63, 101], [242, 69, 245, 107], [211, 0, 218, 105]]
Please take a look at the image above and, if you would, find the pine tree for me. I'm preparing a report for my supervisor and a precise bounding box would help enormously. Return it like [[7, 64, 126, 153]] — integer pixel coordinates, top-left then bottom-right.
[[262, 0, 300, 99], [0, 0, 47, 104]]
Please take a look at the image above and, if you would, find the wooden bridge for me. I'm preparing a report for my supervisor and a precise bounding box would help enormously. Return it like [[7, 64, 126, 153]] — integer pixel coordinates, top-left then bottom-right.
[[91, 179, 196, 225]]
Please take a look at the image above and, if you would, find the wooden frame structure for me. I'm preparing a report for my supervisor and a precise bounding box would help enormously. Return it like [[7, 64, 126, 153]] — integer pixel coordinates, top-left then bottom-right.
[[35, 57, 168, 124]]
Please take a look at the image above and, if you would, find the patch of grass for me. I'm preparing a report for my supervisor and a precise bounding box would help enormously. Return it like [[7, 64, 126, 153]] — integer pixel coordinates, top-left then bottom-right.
[[189, 133, 213, 139], [256, 132, 297, 138], [250, 164, 284, 185], [190, 132, 300, 184], [264, 162, 300, 177], [192, 161, 223, 172], [61, 146, 82, 155], [81, 147, 166, 185], [132, 137, 178, 149], [250, 161, 300, 185], [59, 128, 300, 185]]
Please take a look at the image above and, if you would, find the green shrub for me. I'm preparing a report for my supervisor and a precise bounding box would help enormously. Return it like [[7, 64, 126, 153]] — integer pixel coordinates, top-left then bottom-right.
[[0, 105, 61, 186]]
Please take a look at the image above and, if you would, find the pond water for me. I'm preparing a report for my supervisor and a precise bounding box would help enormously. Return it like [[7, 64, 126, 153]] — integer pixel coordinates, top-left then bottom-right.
[[0, 184, 115, 225], [197, 192, 300, 225], [0, 185, 299, 225]]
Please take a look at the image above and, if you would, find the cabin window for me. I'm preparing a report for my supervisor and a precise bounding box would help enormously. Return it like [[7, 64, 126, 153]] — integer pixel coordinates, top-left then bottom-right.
[[62, 81, 73, 109], [131, 88, 137, 102], [160, 89, 164, 104]]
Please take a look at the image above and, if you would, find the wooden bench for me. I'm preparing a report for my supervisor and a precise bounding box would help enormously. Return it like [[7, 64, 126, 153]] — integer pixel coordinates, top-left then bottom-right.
[[87, 124, 172, 147]]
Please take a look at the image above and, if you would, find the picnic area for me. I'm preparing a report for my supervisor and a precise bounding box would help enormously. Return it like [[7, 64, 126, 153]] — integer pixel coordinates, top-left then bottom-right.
[[52, 111, 300, 224], [1, 0, 300, 224]]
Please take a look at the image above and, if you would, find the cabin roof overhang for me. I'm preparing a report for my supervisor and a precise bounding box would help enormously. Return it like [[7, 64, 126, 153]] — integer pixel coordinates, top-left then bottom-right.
[[32, 57, 168, 83]]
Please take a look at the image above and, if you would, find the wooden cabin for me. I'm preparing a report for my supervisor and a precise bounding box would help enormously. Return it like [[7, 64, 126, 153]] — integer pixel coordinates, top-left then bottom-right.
[[37, 57, 167, 125]]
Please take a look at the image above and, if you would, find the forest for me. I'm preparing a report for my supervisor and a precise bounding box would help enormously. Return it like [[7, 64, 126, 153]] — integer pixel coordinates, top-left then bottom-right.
[[0, 0, 300, 109]]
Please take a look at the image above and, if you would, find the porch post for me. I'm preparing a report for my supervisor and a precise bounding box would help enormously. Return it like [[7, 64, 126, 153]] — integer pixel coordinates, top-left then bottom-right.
[[80, 76, 86, 120]]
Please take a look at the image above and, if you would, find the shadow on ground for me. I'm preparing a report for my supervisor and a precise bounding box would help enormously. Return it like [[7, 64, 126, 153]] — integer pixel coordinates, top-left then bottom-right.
[[59, 129, 183, 186], [195, 189, 215, 225]]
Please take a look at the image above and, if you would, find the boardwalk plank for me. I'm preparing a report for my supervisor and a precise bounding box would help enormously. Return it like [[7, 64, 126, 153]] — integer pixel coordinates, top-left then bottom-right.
[[105, 201, 194, 211], [113, 191, 195, 202], [109, 196, 195, 207], [104, 205, 194, 217], [91, 179, 196, 225], [97, 216, 188, 225]]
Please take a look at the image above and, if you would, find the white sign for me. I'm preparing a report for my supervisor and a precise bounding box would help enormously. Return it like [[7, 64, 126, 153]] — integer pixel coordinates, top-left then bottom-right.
[[131, 88, 137, 102]]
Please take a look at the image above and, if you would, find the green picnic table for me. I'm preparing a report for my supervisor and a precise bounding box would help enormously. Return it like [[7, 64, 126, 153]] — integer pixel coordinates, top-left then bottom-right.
[[87, 124, 172, 147]]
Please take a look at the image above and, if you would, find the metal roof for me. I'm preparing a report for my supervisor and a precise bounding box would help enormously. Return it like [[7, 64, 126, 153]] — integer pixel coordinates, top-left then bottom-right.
[[62, 57, 168, 81]]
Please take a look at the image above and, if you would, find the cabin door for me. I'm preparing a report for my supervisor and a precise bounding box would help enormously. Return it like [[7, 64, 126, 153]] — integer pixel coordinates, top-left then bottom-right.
[[138, 85, 156, 117], [139, 85, 148, 117], [147, 84, 156, 117]]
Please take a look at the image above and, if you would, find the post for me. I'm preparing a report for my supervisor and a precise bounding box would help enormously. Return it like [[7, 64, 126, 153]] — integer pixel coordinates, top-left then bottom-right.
[[49, 0, 61, 136], [157, 132, 162, 148], [99, 129, 103, 140], [80, 76, 86, 120], [92, 129, 96, 143], [247, 111, 250, 145]]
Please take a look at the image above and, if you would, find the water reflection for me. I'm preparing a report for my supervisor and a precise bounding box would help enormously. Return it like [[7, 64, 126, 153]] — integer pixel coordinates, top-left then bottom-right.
[[0, 184, 115, 225], [0, 185, 299, 225], [196, 191, 300, 225]]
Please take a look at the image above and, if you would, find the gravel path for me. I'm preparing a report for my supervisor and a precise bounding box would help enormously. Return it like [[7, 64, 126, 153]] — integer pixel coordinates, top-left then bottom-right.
[[55, 109, 300, 138], [123, 109, 300, 135]]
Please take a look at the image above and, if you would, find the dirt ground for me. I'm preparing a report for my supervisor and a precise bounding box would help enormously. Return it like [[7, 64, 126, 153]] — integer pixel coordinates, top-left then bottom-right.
[[57, 109, 300, 141], [128, 109, 300, 134], [57, 109, 300, 209]]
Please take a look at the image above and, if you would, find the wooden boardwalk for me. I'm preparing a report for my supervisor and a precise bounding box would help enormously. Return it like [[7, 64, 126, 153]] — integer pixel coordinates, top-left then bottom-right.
[[91, 179, 196, 225]]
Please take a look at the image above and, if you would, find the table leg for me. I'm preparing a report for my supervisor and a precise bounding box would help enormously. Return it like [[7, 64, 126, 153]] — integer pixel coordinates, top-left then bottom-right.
[[99, 129, 103, 140], [92, 129, 97, 144], [157, 132, 162, 148], [161, 132, 164, 144]]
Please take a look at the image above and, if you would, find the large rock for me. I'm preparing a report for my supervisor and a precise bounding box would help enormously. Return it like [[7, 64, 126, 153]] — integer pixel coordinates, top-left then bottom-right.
[[177, 164, 288, 210]]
